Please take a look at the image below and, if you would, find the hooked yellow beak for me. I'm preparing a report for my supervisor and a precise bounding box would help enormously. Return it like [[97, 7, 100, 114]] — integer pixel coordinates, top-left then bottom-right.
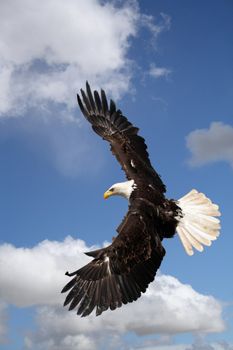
[[103, 190, 112, 200]]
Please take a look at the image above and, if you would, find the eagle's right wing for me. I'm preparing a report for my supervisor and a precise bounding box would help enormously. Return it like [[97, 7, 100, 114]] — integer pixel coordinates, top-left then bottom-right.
[[61, 202, 165, 317]]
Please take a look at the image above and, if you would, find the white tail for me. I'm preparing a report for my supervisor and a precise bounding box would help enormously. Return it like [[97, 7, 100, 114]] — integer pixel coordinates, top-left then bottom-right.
[[176, 189, 221, 256]]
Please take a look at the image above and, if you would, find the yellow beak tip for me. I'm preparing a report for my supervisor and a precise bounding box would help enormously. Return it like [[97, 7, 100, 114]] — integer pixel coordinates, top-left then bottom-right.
[[103, 192, 109, 200]]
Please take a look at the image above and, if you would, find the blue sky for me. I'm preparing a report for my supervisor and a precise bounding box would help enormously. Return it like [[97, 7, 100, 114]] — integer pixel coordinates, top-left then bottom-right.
[[0, 0, 232, 349]]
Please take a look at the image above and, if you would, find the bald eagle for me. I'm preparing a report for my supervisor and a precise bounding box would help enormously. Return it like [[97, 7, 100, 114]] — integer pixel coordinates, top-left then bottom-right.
[[61, 82, 220, 317]]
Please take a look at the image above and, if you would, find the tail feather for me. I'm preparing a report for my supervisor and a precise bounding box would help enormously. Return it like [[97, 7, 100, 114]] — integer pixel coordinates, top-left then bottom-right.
[[179, 226, 204, 252], [177, 189, 221, 256]]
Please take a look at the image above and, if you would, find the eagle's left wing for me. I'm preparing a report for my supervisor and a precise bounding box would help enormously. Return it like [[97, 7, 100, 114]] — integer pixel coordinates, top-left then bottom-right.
[[77, 82, 166, 193]]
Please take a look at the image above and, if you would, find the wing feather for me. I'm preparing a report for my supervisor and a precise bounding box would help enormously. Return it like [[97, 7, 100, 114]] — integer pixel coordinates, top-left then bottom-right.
[[101, 89, 109, 115], [94, 90, 102, 113], [109, 99, 116, 115], [62, 201, 165, 316], [77, 82, 166, 193], [86, 82, 96, 113]]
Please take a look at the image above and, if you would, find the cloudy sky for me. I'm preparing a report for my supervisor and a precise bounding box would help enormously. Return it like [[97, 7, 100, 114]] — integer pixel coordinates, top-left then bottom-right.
[[0, 0, 232, 349]]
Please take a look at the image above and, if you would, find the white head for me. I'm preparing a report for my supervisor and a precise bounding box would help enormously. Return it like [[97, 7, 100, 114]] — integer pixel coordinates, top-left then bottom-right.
[[103, 180, 135, 200]]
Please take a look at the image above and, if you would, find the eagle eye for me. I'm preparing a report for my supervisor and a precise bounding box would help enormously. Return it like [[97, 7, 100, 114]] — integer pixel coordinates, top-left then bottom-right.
[[110, 187, 114, 192]]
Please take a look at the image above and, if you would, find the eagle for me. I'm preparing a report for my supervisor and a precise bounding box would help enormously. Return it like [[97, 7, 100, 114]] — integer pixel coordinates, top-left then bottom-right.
[[61, 82, 221, 317]]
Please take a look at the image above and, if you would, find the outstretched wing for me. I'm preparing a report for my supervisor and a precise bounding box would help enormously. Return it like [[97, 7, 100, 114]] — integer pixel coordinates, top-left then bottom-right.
[[61, 201, 165, 317], [77, 82, 166, 193]]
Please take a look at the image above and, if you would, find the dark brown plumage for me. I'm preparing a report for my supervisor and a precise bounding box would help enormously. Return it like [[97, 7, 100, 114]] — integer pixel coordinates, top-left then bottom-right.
[[61, 82, 220, 317], [61, 82, 182, 317]]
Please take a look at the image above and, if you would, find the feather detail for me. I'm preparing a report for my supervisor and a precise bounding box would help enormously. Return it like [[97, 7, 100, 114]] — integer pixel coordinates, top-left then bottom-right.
[[76, 82, 166, 192], [176, 189, 221, 255]]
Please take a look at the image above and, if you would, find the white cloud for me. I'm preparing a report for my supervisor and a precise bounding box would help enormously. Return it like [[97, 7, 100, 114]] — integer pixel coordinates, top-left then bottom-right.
[[132, 345, 188, 350], [141, 12, 171, 41], [23, 287, 225, 349], [133, 342, 233, 350], [0, 236, 225, 349], [0, 0, 170, 119], [0, 237, 96, 306], [0, 0, 139, 117], [186, 342, 233, 350], [23, 287, 226, 349], [149, 64, 171, 78], [186, 122, 233, 168], [25, 332, 96, 350]]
